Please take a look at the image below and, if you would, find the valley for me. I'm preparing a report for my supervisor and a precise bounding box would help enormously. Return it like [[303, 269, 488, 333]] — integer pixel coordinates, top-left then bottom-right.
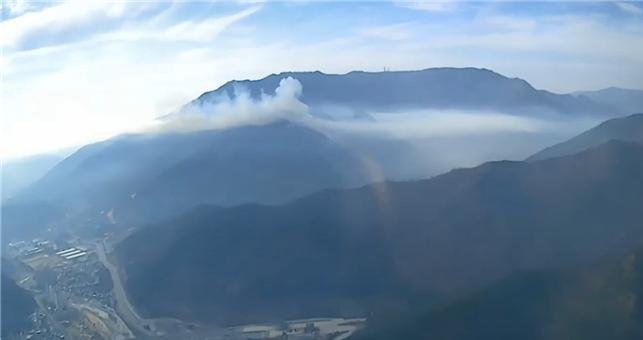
[[3, 66, 643, 340], [4, 107, 643, 340], [4, 229, 366, 340], [4, 1, 643, 339]]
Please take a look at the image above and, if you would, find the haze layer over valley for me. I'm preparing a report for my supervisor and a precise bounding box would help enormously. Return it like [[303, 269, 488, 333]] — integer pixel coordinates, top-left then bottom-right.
[[4, 65, 643, 339], [3, 1, 643, 339], [5, 68, 636, 238]]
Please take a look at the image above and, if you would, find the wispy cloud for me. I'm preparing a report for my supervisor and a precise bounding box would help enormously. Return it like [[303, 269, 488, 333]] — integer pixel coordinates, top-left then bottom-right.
[[359, 23, 413, 41], [616, 2, 642, 15], [480, 15, 537, 31], [163, 6, 261, 42], [394, 1, 458, 12], [93, 6, 262, 43], [3, 0, 37, 17], [2, 1, 643, 159], [0, 1, 262, 50], [0, 1, 132, 49], [0, 2, 264, 159]]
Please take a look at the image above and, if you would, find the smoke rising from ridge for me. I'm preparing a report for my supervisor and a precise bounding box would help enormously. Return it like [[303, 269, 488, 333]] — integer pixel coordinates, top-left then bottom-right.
[[150, 76, 599, 177], [155, 76, 595, 140], [151, 77, 310, 133]]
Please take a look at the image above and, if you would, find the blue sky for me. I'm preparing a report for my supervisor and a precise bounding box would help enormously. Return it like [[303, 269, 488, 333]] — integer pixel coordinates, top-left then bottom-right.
[[2, 0, 643, 159]]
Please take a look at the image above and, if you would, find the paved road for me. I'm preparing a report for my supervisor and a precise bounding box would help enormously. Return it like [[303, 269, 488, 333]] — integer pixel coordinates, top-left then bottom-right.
[[94, 241, 156, 337]]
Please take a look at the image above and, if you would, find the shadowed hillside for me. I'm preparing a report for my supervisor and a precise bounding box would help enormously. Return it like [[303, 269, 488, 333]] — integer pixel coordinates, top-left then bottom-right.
[[10, 121, 375, 227], [355, 247, 643, 340], [528, 113, 643, 161], [114, 140, 643, 325], [1, 275, 36, 338]]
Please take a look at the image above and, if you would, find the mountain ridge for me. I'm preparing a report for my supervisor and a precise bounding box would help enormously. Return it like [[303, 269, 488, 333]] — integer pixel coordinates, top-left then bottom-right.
[[114, 138, 643, 325], [188, 67, 615, 118], [355, 246, 643, 340], [5, 121, 377, 234], [574, 87, 643, 115], [528, 113, 643, 161]]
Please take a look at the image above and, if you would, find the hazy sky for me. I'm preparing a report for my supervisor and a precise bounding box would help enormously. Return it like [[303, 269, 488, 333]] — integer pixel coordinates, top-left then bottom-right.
[[2, 0, 643, 160]]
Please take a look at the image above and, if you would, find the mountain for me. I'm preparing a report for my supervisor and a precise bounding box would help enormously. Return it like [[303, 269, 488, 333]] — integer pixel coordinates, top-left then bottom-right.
[[1, 274, 36, 338], [528, 113, 643, 161], [114, 139, 643, 326], [11, 121, 375, 227], [356, 248, 643, 340], [8, 68, 623, 238], [1, 201, 64, 243], [575, 87, 643, 116], [1, 153, 65, 201], [189, 68, 614, 118]]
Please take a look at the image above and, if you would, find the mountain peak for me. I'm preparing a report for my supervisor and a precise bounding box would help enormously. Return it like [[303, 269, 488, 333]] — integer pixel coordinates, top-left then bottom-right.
[[188, 67, 609, 118]]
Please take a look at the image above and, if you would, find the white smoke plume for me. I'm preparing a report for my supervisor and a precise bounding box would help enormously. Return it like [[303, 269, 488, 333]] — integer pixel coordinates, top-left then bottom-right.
[[143, 75, 598, 179], [152, 76, 310, 133], [150, 76, 598, 156]]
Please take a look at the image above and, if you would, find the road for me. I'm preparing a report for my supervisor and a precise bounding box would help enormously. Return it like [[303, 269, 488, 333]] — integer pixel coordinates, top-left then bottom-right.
[[94, 240, 195, 339], [94, 241, 157, 337]]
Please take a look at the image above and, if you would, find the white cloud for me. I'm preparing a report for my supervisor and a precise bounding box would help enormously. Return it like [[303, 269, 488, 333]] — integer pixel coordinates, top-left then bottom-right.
[[0, 3, 266, 159], [0, 1, 260, 50], [3, 0, 36, 17], [480, 16, 537, 31], [394, 1, 458, 12], [359, 23, 413, 41], [2, 1, 643, 160], [0, 0, 131, 49], [96, 6, 262, 43], [164, 6, 260, 42], [616, 2, 642, 15], [424, 14, 643, 66]]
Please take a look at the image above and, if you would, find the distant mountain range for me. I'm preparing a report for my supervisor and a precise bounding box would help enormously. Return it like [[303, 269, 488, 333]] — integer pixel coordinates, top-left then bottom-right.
[[14, 67, 622, 238], [575, 87, 643, 116], [189, 67, 626, 119], [528, 113, 643, 161], [3, 67, 643, 338], [114, 119, 643, 325], [3, 68, 641, 244], [4, 68, 642, 243], [1, 153, 65, 201]]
